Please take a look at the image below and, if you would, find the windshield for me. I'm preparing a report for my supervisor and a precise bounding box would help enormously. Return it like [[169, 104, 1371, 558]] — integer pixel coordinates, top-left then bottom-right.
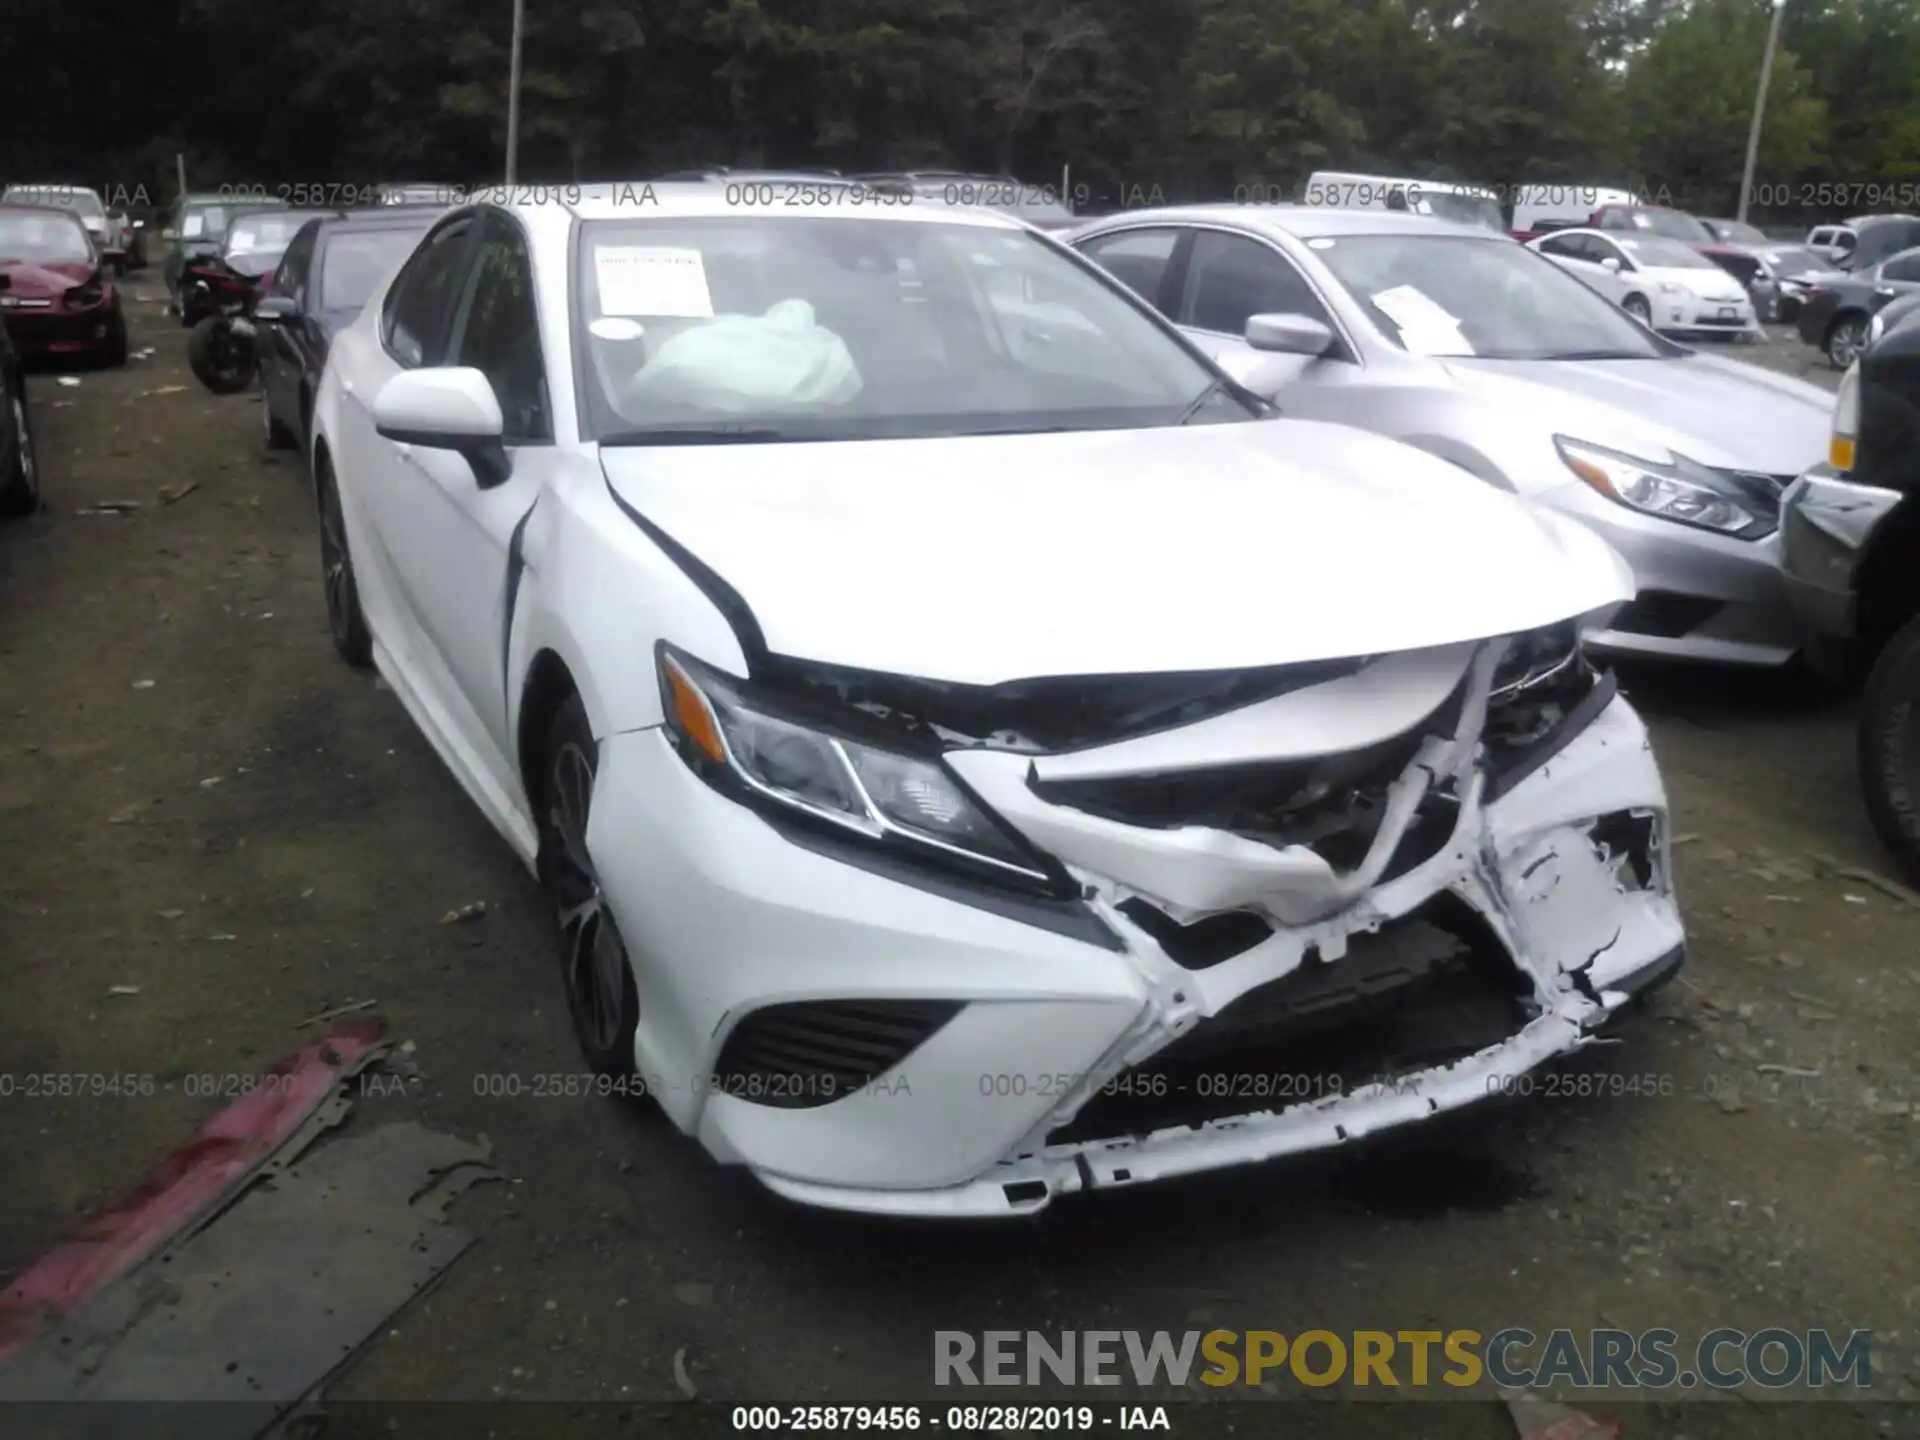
[[575, 215, 1239, 441], [1713, 220, 1768, 245], [180, 204, 237, 241], [227, 213, 313, 254], [1423, 192, 1507, 233], [320, 227, 430, 312], [1627, 209, 1714, 244], [0, 211, 94, 264], [2, 186, 105, 218], [1616, 235, 1716, 270], [1312, 233, 1664, 361]]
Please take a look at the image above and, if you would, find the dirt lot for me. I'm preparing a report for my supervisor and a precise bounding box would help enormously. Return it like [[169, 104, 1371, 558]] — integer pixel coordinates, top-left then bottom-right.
[[1, 286, 1915, 1436]]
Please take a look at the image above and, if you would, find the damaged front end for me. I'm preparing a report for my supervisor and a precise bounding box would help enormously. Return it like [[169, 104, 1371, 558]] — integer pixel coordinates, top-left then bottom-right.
[[656, 624, 1682, 1214]]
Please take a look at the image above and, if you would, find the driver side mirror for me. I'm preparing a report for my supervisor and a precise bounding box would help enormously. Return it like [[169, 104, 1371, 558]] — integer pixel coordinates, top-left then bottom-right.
[[372, 367, 512, 489], [1244, 312, 1337, 358], [1601, 256, 1623, 274]]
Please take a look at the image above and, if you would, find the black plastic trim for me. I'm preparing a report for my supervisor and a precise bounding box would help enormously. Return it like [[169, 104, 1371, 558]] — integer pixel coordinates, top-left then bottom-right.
[[604, 477, 768, 663], [1483, 669, 1618, 804], [761, 808, 1125, 951]]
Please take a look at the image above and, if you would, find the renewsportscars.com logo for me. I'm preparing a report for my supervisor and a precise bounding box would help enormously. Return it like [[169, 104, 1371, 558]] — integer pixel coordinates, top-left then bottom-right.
[[934, 1328, 1874, 1391]]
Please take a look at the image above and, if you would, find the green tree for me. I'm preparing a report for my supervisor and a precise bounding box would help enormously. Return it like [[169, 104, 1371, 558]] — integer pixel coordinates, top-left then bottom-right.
[[1624, 0, 1827, 214]]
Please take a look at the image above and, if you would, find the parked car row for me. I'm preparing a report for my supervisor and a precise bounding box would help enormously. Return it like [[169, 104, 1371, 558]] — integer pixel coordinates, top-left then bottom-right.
[[0, 183, 146, 274]]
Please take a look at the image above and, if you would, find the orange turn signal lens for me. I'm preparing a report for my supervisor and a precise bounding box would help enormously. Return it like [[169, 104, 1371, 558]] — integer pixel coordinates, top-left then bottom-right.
[[1563, 454, 1618, 498], [664, 659, 726, 763], [1830, 436, 1855, 471]]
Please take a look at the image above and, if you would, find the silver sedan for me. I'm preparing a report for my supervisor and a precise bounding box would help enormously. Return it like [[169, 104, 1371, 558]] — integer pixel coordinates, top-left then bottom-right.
[[1066, 207, 1834, 667]]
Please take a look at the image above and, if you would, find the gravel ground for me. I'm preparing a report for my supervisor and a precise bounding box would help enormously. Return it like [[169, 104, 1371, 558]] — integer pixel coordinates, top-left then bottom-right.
[[0, 288, 1913, 1437]]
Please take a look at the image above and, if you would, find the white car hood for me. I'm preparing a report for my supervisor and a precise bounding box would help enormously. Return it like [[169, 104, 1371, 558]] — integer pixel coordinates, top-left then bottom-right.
[[1439, 353, 1831, 477], [601, 420, 1632, 685]]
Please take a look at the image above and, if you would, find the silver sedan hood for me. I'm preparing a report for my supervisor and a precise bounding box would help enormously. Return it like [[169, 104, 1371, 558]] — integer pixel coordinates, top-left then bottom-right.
[[1438, 353, 1831, 475], [601, 418, 1633, 686]]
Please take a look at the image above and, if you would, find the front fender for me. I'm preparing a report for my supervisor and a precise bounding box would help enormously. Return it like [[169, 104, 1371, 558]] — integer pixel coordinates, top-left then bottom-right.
[[506, 470, 750, 761]]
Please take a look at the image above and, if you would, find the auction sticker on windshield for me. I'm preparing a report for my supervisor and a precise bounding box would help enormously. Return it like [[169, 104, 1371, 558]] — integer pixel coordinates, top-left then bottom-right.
[[1370, 284, 1473, 355], [595, 246, 714, 318]]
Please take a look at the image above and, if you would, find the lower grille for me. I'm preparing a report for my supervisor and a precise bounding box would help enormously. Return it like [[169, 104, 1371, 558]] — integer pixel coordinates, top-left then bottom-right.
[[710, 999, 962, 1109], [1050, 896, 1531, 1144], [1607, 590, 1724, 639]]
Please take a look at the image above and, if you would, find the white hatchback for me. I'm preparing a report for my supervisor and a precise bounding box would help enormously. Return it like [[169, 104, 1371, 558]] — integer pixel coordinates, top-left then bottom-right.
[[1530, 228, 1758, 337], [305, 184, 1684, 1216]]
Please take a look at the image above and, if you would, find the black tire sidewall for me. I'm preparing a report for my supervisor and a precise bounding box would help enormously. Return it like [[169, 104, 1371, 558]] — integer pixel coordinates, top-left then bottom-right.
[[0, 383, 36, 515], [317, 468, 373, 667], [1858, 615, 1920, 884], [540, 695, 641, 1077]]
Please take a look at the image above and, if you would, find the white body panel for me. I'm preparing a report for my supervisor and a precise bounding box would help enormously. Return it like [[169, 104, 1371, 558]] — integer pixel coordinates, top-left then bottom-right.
[[309, 185, 1686, 1215]]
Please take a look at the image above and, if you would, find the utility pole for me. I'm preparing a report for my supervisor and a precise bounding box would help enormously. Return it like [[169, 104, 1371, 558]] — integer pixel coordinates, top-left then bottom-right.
[[1737, 0, 1787, 224], [505, 0, 526, 183]]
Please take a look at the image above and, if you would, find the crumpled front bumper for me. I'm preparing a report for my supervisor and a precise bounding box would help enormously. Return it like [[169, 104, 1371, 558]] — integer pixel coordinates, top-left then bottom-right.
[[588, 648, 1683, 1218]]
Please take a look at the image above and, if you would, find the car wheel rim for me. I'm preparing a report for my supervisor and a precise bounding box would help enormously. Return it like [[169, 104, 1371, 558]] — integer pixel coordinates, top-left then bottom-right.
[[11, 396, 32, 498], [1834, 324, 1862, 365], [319, 480, 350, 645], [548, 739, 628, 1052]]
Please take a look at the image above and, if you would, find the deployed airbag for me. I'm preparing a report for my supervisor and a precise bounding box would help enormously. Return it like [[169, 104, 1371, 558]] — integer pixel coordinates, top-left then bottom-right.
[[624, 299, 863, 413]]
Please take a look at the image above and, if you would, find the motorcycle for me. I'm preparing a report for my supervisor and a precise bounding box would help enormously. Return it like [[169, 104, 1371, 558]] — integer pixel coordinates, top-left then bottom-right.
[[182, 248, 270, 394]]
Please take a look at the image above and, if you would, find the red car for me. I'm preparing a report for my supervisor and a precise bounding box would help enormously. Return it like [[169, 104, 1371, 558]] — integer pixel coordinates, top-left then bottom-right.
[[0, 204, 129, 367]]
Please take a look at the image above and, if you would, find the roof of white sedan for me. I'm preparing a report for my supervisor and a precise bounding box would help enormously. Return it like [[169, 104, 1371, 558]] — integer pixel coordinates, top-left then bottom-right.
[[1077, 204, 1501, 242], [468, 181, 1028, 235]]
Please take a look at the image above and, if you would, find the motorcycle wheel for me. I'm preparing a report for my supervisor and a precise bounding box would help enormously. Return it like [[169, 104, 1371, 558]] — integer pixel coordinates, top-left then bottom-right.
[[188, 316, 257, 395], [1857, 612, 1920, 885]]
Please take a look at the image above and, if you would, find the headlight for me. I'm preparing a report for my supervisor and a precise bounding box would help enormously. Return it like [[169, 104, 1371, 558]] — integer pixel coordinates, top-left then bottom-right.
[[658, 647, 1057, 889], [1657, 280, 1688, 296], [63, 283, 104, 310], [1831, 362, 1860, 471], [1556, 437, 1767, 537], [1491, 620, 1584, 700]]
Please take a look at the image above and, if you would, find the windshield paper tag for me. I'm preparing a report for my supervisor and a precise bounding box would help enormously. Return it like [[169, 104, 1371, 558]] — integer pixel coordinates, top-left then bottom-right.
[[1370, 284, 1472, 356], [596, 246, 713, 318]]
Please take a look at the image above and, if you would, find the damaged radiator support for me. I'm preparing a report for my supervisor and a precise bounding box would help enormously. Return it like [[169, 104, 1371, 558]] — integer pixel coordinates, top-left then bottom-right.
[[971, 636, 1671, 1158]]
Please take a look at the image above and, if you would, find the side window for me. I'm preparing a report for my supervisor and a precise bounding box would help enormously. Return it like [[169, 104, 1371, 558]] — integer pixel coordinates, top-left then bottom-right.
[[1835, 230, 1857, 254], [1178, 231, 1332, 336], [1537, 235, 1580, 258], [1596, 208, 1628, 231], [1586, 237, 1626, 268], [1882, 250, 1920, 283], [274, 227, 316, 306], [447, 213, 550, 443], [1075, 228, 1180, 309], [382, 218, 476, 368]]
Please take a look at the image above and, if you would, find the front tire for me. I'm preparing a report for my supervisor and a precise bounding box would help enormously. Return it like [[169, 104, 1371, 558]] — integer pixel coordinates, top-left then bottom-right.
[[1623, 294, 1652, 324], [103, 312, 129, 369], [1858, 614, 1920, 884], [264, 390, 296, 451], [0, 384, 38, 517], [1827, 314, 1867, 370], [315, 462, 372, 668], [538, 694, 641, 1077]]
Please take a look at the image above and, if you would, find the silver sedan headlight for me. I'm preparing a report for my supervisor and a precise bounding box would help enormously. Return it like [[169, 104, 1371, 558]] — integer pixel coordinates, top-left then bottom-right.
[[1555, 437, 1770, 538]]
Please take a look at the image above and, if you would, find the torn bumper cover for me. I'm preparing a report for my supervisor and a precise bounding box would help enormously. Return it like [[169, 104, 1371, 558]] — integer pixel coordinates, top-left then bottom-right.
[[588, 635, 1682, 1217]]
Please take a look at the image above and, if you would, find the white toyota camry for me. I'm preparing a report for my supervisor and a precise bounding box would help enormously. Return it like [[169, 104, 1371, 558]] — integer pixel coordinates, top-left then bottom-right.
[[307, 184, 1685, 1217]]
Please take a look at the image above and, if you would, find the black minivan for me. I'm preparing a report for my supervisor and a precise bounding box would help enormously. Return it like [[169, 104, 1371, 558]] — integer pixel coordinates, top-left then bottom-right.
[[1780, 304, 1920, 879]]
